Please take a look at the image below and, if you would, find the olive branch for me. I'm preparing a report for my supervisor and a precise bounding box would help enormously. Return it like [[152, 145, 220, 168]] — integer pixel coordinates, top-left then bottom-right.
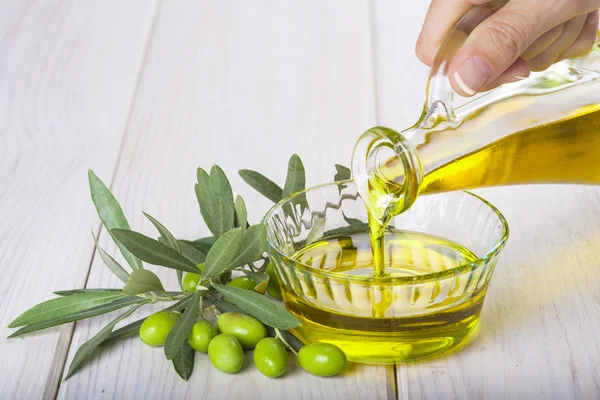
[[7, 154, 350, 381]]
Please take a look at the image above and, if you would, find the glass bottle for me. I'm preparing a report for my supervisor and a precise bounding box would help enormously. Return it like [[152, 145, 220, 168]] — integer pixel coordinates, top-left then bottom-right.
[[352, 2, 600, 226]]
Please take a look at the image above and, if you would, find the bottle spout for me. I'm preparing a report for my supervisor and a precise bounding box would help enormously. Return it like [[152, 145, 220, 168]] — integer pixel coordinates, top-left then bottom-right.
[[418, 99, 460, 130], [351, 127, 422, 227]]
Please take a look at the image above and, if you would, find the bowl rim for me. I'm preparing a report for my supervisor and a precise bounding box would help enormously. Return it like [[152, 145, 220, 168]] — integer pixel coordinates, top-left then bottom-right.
[[262, 180, 510, 284]]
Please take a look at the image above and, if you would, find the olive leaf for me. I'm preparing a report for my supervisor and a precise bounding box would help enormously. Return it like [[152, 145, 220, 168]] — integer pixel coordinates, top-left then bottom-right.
[[159, 236, 184, 292], [234, 195, 248, 231], [195, 168, 215, 233], [164, 291, 201, 360], [91, 231, 129, 284], [238, 169, 283, 203], [9, 292, 127, 328], [210, 297, 243, 314], [54, 289, 122, 296], [151, 219, 184, 293], [88, 170, 143, 270], [228, 224, 267, 269], [243, 270, 269, 294], [111, 229, 199, 273], [201, 228, 243, 281], [212, 283, 300, 329], [211, 297, 303, 351], [342, 214, 363, 226], [334, 164, 351, 181], [265, 326, 305, 352], [64, 302, 149, 380], [282, 154, 306, 198], [54, 289, 181, 297], [190, 236, 215, 253], [332, 164, 363, 225], [323, 222, 370, 238], [177, 240, 206, 264], [105, 296, 193, 343], [305, 215, 326, 245], [143, 212, 180, 253], [173, 341, 195, 381], [209, 165, 235, 237], [122, 269, 167, 296], [9, 296, 146, 338]]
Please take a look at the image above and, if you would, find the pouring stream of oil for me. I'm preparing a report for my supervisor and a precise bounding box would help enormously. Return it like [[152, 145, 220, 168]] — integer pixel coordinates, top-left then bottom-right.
[[366, 102, 600, 277]]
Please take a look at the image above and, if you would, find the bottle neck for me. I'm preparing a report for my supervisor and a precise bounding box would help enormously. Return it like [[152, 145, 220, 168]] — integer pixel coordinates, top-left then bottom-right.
[[351, 127, 422, 226]]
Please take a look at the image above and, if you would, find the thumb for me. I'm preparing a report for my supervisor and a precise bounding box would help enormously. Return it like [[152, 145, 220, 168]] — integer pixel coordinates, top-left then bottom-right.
[[449, 1, 564, 96]]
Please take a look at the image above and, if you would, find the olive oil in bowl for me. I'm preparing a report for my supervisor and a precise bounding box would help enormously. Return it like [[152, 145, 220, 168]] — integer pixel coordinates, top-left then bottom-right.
[[286, 230, 484, 363], [264, 185, 507, 364]]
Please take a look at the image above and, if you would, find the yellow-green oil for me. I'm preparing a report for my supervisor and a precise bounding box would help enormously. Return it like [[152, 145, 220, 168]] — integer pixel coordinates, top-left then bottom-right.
[[367, 103, 600, 275], [382, 106, 600, 196], [285, 92, 600, 362], [286, 230, 485, 363]]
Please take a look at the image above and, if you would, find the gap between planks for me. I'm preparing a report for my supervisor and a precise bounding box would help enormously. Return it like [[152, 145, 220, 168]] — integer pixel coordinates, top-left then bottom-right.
[[43, 1, 164, 398], [52, 0, 397, 398]]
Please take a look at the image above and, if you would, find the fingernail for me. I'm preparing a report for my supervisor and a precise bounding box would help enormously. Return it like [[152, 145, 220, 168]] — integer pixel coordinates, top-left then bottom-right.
[[453, 56, 491, 95], [587, 10, 599, 24], [514, 76, 527, 80]]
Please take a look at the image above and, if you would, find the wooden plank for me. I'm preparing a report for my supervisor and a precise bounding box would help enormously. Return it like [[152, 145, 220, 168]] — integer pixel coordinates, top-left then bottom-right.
[[58, 1, 392, 399], [0, 1, 159, 398], [369, 1, 429, 129], [372, 2, 600, 398], [395, 186, 600, 400]]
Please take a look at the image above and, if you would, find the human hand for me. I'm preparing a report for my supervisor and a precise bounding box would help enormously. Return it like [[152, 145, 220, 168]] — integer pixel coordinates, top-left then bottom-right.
[[416, 0, 600, 96]]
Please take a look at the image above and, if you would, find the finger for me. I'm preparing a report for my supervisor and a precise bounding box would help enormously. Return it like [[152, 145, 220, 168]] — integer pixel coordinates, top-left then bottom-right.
[[415, 0, 473, 66], [416, 0, 477, 66], [558, 10, 599, 60], [527, 16, 587, 71], [520, 24, 564, 60], [480, 57, 531, 92], [448, 1, 571, 96]]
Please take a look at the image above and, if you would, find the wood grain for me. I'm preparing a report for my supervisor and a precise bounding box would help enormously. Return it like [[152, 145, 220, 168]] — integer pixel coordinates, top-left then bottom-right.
[[0, 0, 159, 398], [372, 2, 600, 399], [393, 186, 600, 400], [58, 1, 391, 399], [5, 0, 598, 398]]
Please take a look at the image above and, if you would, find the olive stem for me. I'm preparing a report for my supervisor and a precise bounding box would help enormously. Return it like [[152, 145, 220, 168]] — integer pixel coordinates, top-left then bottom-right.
[[140, 294, 187, 302], [204, 304, 221, 317], [248, 257, 270, 272], [274, 328, 298, 357]]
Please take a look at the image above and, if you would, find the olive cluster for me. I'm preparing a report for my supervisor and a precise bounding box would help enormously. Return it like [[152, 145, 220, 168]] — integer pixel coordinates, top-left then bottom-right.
[[139, 311, 346, 378], [182, 263, 282, 299]]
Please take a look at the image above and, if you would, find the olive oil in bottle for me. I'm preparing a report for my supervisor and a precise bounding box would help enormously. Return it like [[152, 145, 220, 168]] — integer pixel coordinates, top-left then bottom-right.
[[354, 46, 600, 278]]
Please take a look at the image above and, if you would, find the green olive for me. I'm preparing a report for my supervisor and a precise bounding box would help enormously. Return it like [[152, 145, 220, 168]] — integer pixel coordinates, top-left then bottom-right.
[[227, 276, 256, 291], [298, 342, 347, 377], [187, 320, 218, 352], [182, 272, 201, 293], [208, 334, 244, 374], [217, 312, 267, 349], [182, 263, 204, 292], [253, 338, 288, 378], [139, 311, 181, 347], [265, 262, 276, 279], [267, 281, 282, 300], [265, 263, 283, 300]]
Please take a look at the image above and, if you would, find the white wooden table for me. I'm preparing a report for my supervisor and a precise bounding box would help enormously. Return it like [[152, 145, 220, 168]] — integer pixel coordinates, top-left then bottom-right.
[[1, 1, 599, 399]]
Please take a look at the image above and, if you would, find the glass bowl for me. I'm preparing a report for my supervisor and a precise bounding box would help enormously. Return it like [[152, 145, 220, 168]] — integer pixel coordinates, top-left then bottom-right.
[[264, 180, 508, 364]]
